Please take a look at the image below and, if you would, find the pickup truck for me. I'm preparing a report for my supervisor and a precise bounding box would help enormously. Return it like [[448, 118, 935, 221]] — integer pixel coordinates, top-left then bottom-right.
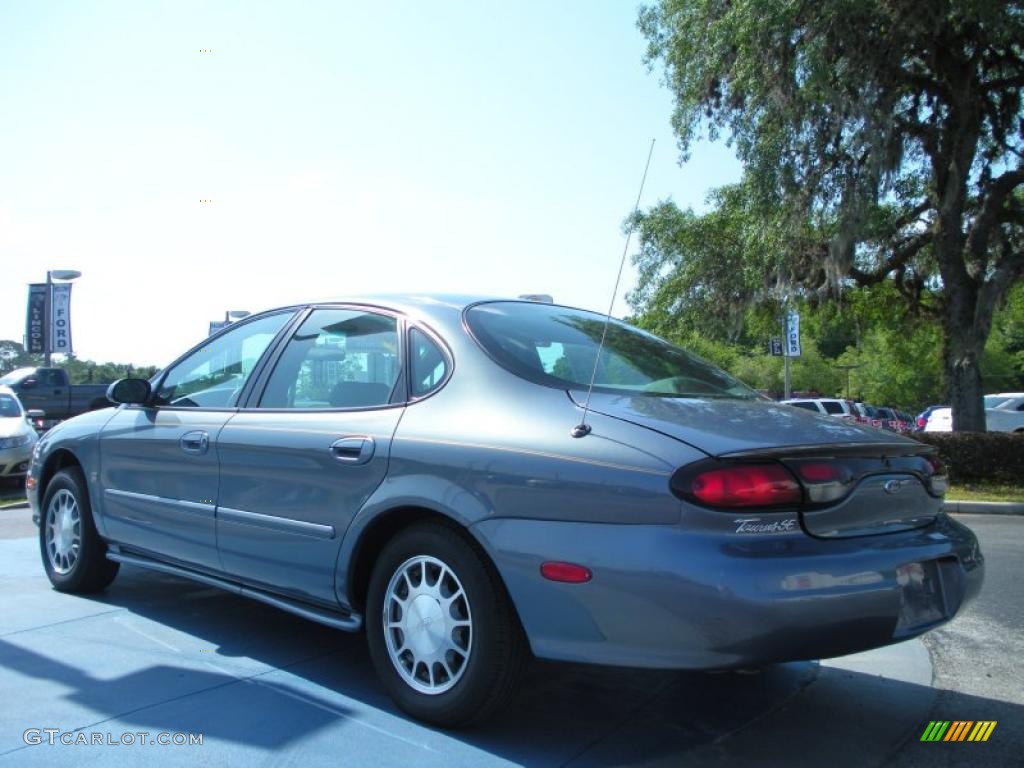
[[0, 367, 111, 421]]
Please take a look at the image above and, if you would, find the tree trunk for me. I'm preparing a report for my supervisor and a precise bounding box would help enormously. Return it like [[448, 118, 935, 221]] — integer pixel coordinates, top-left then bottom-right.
[[942, 281, 987, 432]]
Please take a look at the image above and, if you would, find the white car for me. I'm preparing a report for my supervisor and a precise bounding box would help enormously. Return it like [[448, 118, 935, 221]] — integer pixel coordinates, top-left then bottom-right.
[[923, 393, 1024, 433], [782, 398, 857, 420], [985, 393, 1024, 433], [0, 385, 40, 481]]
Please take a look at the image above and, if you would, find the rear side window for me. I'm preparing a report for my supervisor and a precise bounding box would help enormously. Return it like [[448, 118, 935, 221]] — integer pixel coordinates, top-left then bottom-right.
[[260, 308, 400, 409], [409, 328, 448, 399], [821, 400, 844, 415]]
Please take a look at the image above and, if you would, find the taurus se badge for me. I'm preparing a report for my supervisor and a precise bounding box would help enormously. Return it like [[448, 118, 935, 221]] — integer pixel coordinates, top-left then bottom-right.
[[734, 518, 798, 534]]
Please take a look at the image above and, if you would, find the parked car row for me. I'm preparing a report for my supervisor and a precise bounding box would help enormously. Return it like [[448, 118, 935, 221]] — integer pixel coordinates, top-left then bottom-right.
[[781, 398, 915, 433], [919, 392, 1024, 433]]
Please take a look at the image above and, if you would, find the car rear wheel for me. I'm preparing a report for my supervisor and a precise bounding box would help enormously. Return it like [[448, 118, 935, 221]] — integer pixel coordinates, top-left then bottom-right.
[[365, 522, 528, 727], [40, 467, 119, 593]]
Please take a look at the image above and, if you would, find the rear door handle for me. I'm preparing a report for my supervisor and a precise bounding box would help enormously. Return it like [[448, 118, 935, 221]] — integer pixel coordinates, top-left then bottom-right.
[[180, 430, 209, 455], [330, 436, 375, 465]]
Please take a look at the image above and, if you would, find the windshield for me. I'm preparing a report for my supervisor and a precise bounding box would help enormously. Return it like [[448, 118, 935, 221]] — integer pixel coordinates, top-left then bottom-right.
[[0, 394, 23, 417], [465, 302, 760, 399]]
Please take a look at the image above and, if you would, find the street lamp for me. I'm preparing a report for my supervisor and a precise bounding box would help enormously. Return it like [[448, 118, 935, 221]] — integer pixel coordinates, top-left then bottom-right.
[[834, 363, 862, 401], [45, 269, 82, 366]]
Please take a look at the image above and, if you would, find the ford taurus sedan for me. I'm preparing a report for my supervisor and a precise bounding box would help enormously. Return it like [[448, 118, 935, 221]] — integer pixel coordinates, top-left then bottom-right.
[[27, 295, 984, 727]]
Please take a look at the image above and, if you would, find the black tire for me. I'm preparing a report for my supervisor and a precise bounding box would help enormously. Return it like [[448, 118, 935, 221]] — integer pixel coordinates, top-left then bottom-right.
[[366, 522, 528, 727], [39, 467, 119, 593]]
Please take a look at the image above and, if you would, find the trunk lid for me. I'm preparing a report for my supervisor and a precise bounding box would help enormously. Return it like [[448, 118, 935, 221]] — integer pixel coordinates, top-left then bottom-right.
[[574, 392, 942, 538], [570, 391, 916, 457]]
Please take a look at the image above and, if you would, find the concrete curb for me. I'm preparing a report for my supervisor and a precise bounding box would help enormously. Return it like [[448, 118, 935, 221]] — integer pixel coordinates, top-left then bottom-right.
[[0, 501, 29, 511], [945, 500, 1024, 515]]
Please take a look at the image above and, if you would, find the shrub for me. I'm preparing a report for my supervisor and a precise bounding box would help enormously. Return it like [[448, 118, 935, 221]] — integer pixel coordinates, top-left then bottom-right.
[[911, 432, 1024, 485]]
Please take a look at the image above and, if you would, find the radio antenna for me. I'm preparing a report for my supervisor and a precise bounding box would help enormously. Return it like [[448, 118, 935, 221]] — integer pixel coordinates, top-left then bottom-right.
[[572, 138, 655, 438]]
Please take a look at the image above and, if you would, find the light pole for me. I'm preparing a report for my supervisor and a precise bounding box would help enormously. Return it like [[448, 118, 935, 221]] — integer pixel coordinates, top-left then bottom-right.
[[44, 270, 82, 367], [834, 363, 862, 401]]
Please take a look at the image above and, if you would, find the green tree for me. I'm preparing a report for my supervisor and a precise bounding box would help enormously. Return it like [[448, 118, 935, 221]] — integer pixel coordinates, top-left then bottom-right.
[[638, 0, 1024, 430]]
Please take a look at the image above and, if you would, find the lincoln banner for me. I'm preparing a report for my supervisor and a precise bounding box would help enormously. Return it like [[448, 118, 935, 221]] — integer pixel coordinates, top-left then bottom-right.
[[25, 283, 47, 354]]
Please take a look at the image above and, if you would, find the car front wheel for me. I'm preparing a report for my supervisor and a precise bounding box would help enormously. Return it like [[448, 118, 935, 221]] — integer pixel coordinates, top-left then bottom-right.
[[366, 522, 528, 727], [40, 467, 120, 593]]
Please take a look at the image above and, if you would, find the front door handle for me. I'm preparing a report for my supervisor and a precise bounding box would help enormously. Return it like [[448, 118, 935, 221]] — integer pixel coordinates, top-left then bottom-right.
[[180, 430, 210, 455], [330, 436, 375, 465]]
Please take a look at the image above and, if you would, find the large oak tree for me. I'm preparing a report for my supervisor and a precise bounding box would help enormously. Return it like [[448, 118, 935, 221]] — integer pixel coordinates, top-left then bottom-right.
[[637, 0, 1024, 430]]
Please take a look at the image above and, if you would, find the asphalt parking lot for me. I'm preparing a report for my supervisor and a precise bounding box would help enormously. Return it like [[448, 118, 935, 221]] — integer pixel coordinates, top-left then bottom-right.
[[0, 509, 1019, 767]]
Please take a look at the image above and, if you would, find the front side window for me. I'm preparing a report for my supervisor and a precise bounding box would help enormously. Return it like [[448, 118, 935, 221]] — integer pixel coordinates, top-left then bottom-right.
[[260, 308, 400, 409], [821, 400, 844, 415], [465, 301, 759, 399], [155, 312, 293, 408], [409, 327, 448, 399]]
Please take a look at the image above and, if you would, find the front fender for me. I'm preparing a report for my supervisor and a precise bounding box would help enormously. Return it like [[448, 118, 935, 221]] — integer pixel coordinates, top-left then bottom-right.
[[29, 407, 119, 535]]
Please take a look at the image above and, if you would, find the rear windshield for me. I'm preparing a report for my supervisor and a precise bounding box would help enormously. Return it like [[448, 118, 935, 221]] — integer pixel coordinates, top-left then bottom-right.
[[465, 302, 760, 399]]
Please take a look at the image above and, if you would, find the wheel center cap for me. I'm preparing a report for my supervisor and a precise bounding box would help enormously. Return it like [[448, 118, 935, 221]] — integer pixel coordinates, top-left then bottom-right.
[[406, 594, 445, 657]]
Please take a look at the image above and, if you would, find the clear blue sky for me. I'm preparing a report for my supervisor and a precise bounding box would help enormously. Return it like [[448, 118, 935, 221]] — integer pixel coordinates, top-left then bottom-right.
[[0, 1, 741, 366]]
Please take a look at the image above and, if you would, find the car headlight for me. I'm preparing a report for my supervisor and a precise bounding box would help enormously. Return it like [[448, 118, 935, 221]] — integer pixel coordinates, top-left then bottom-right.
[[0, 434, 32, 449]]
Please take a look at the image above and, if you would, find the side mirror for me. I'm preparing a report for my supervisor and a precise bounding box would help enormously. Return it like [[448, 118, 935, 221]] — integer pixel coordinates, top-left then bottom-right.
[[19, 378, 37, 389], [107, 378, 152, 405], [25, 409, 45, 420]]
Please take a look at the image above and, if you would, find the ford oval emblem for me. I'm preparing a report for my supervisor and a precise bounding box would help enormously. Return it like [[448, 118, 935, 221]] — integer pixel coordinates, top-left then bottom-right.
[[883, 479, 905, 495]]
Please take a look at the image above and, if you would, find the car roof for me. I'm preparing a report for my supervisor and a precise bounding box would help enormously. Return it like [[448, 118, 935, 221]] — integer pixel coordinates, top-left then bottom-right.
[[265, 293, 604, 333]]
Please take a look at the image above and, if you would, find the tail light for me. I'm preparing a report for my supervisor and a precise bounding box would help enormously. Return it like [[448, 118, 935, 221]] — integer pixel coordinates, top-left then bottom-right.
[[679, 463, 801, 508], [790, 460, 854, 503], [924, 455, 948, 496], [673, 454, 943, 510], [916, 417, 926, 428]]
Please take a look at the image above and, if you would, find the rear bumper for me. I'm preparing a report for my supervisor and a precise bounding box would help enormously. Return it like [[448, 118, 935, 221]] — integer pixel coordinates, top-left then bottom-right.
[[471, 513, 983, 669]]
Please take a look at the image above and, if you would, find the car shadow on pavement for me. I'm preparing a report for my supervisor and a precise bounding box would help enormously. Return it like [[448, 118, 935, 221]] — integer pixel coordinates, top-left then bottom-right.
[[2, 565, 1022, 766]]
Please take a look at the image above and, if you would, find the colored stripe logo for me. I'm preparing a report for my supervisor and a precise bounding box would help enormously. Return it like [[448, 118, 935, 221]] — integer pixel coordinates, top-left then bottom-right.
[[920, 721, 997, 742]]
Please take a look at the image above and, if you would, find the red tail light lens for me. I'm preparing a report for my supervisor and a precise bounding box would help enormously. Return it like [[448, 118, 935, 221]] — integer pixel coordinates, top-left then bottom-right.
[[688, 464, 801, 508], [925, 455, 948, 495]]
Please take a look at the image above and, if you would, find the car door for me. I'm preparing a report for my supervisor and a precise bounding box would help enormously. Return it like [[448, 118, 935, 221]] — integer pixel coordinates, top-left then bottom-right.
[[98, 311, 297, 570], [215, 306, 406, 605]]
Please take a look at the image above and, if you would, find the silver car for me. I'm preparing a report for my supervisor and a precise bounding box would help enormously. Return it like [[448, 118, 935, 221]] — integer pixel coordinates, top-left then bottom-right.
[[27, 296, 984, 727], [0, 385, 39, 482]]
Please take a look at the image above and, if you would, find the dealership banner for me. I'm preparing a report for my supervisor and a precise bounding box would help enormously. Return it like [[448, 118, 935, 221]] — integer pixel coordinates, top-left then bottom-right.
[[785, 311, 801, 357], [25, 284, 47, 354], [49, 283, 73, 355]]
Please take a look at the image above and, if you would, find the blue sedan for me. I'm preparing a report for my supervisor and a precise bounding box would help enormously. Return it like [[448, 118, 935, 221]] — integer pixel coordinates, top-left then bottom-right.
[[27, 295, 983, 727]]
